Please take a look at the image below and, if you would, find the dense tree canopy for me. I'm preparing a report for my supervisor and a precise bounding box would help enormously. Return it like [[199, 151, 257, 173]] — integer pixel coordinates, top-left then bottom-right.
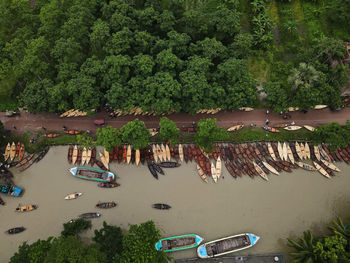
[[96, 126, 121, 152], [313, 121, 350, 151], [159, 117, 179, 145], [119, 119, 150, 149], [195, 118, 228, 152]]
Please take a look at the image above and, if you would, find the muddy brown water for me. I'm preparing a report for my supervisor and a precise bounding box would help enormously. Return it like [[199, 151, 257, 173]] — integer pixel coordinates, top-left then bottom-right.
[[1, 146, 350, 262]]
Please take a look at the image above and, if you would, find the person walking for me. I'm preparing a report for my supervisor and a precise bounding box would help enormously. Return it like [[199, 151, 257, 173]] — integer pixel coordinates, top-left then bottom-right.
[[265, 119, 270, 125], [11, 124, 16, 130], [266, 109, 269, 115]]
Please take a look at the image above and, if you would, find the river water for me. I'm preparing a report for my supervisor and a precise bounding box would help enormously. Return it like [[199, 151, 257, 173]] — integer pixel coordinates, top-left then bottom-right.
[[1, 146, 350, 262]]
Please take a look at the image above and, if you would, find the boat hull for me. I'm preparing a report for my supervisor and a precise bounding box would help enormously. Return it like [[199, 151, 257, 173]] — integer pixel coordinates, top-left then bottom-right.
[[155, 234, 204, 252], [69, 167, 115, 182]]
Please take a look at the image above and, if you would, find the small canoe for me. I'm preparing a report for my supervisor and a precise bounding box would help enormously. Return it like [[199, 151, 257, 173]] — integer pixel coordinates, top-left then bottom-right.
[[179, 144, 184, 162], [320, 159, 341, 172], [43, 133, 60, 138], [277, 142, 284, 160], [4, 143, 11, 161], [99, 152, 109, 169], [65, 192, 82, 200], [262, 161, 279, 175], [81, 147, 87, 165], [211, 162, 217, 183], [239, 107, 254, 111], [286, 144, 294, 164], [6, 227, 26, 235], [282, 142, 288, 162], [304, 125, 315, 132], [288, 107, 299, 112], [296, 161, 316, 171], [127, 145, 131, 164], [156, 144, 163, 162], [18, 143, 25, 161], [161, 144, 166, 161], [147, 162, 158, 180], [267, 127, 280, 133], [313, 161, 331, 178], [135, 149, 140, 166], [153, 203, 171, 210], [227, 125, 244, 131], [10, 142, 16, 161], [96, 202, 116, 209], [267, 142, 277, 161], [79, 212, 101, 219], [104, 148, 109, 164], [314, 105, 327, 110], [284, 126, 302, 131], [314, 146, 321, 161], [15, 142, 20, 159], [197, 165, 208, 183], [197, 233, 260, 259], [155, 234, 204, 252], [15, 204, 38, 212], [152, 163, 164, 175], [72, 145, 78, 165], [91, 147, 96, 166], [152, 145, 158, 162], [165, 145, 171, 161], [15, 153, 34, 167], [295, 141, 303, 160], [158, 162, 181, 168], [300, 143, 305, 160], [98, 182, 120, 188], [253, 161, 268, 181], [216, 156, 222, 179], [304, 142, 311, 159], [86, 148, 92, 164]]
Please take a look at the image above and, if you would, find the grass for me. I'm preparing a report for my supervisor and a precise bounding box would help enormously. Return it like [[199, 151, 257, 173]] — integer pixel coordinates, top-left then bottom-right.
[[247, 55, 271, 83]]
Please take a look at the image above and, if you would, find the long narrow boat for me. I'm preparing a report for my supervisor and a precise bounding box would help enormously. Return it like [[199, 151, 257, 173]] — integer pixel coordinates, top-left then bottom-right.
[[6, 227, 26, 234], [65, 192, 82, 200], [304, 125, 315, 132], [320, 159, 341, 172], [135, 149, 140, 166], [295, 141, 303, 160], [179, 144, 184, 162], [18, 144, 25, 161], [314, 104, 327, 110], [211, 162, 217, 183], [313, 162, 331, 179], [253, 162, 268, 181], [197, 165, 208, 183], [127, 145, 131, 164], [286, 144, 294, 164], [72, 145, 78, 165], [262, 161, 279, 175], [153, 203, 171, 210], [152, 145, 158, 162], [267, 126, 280, 133], [69, 167, 115, 182], [197, 233, 260, 259], [304, 142, 311, 159], [239, 107, 254, 111], [284, 126, 302, 131], [158, 162, 181, 168], [104, 148, 109, 164], [296, 161, 317, 171], [227, 125, 244, 131], [96, 201, 116, 209], [4, 143, 11, 162], [15, 142, 20, 159], [156, 144, 163, 162], [67, 145, 73, 164], [155, 234, 204, 252], [19, 154, 36, 172], [79, 212, 101, 219], [15, 153, 34, 167], [282, 142, 288, 162], [216, 156, 222, 180], [165, 145, 171, 161], [15, 204, 38, 212], [267, 143, 276, 161], [81, 147, 87, 165], [277, 142, 284, 160], [86, 148, 92, 164], [99, 152, 109, 169], [300, 143, 306, 160], [314, 146, 321, 161], [10, 142, 16, 161], [147, 162, 158, 180], [161, 144, 167, 162]]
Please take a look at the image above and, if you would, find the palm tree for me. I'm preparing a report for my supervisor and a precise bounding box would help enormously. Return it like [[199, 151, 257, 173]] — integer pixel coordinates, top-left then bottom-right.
[[287, 230, 317, 263], [329, 217, 350, 249]]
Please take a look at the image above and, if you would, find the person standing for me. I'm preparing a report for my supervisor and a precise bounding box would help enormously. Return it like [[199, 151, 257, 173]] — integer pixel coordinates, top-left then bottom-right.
[[266, 109, 269, 115]]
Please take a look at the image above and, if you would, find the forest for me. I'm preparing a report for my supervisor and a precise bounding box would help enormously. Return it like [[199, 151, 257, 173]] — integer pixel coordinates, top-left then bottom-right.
[[0, 0, 349, 113]]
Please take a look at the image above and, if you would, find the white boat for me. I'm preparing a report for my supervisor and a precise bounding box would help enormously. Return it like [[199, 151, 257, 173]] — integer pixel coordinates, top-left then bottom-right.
[[295, 141, 303, 160], [135, 149, 140, 166], [197, 233, 260, 259], [99, 152, 109, 169], [314, 146, 321, 161], [314, 105, 327, 110], [296, 161, 316, 171], [253, 162, 269, 181], [165, 145, 171, 161], [161, 144, 166, 162], [179, 144, 184, 162], [211, 163, 217, 183], [127, 145, 131, 164], [65, 192, 82, 200], [282, 142, 288, 162], [288, 107, 299, 112], [216, 157, 222, 179], [156, 144, 163, 162], [152, 145, 158, 162], [81, 147, 87, 165], [267, 142, 276, 161], [238, 107, 254, 111], [227, 125, 244, 131], [284, 126, 302, 131], [320, 159, 340, 172], [304, 125, 315, 132], [104, 148, 109, 164], [304, 143, 310, 159], [286, 144, 294, 164], [262, 161, 279, 175], [313, 162, 331, 179], [277, 142, 284, 160], [86, 148, 92, 164], [300, 143, 305, 160]]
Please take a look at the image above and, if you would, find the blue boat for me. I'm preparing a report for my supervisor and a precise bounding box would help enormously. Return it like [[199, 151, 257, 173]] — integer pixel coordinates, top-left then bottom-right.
[[197, 233, 259, 258], [0, 184, 22, 197], [155, 234, 203, 252], [69, 166, 115, 182]]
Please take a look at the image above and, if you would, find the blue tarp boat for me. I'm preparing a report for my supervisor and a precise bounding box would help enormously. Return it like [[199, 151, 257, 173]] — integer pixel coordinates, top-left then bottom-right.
[[155, 234, 203, 252], [69, 166, 115, 182], [0, 184, 22, 197]]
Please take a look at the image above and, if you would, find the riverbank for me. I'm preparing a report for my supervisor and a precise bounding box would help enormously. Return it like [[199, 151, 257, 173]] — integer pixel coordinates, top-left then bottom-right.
[[1, 146, 350, 262]]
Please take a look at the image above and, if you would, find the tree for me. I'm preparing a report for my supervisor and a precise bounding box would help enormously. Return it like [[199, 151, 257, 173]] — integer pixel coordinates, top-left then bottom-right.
[[61, 218, 92, 238], [9, 238, 53, 263], [312, 235, 349, 263], [118, 221, 169, 263], [194, 118, 228, 153], [120, 119, 150, 149], [20, 79, 52, 112], [76, 132, 95, 149], [312, 122, 350, 151], [287, 230, 317, 263], [329, 217, 350, 251], [263, 82, 289, 113], [96, 126, 121, 152], [93, 221, 123, 263], [159, 117, 179, 145]]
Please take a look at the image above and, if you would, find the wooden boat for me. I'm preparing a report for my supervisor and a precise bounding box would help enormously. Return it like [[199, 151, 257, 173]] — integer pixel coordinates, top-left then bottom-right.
[[288, 107, 299, 112], [286, 144, 294, 164], [104, 148, 109, 164], [86, 148, 92, 164], [91, 147, 96, 166], [238, 107, 254, 111], [262, 161, 279, 175], [313, 162, 331, 178], [10, 142, 16, 161], [98, 182, 120, 188], [179, 144, 184, 162], [300, 142, 305, 160], [81, 147, 87, 165], [282, 142, 288, 162], [284, 126, 302, 131], [158, 162, 180, 168], [152, 162, 164, 175], [69, 167, 115, 182], [320, 159, 341, 172], [155, 234, 204, 252], [161, 144, 166, 161], [96, 201, 116, 209], [211, 162, 217, 183], [127, 145, 131, 164], [314, 146, 321, 161], [153, 203, 171, 210], [35, 147, 49, 163], [14, 142, 20, 159], [6, 227, 26, 234], [227, 125, 244, 131], [43, 133, 60, 138], [295, 141, 303, 160], [156, 144, 163, 162], [72, 145, 78, 165], [19, 154, 36, 172], [277, 142, 284, 160], [163, 145, 169, 161], [78, 212, 101, 219], [64, 130, 80, 135], [4, 143, 11, 162], [197, 233, 260, 258], [267, 143, 276, 161], [15, 153, 34, 167], [148, 162, 158, 179], [267, 126, 280, 133], [135, 149, 140, 166], [197, 165, 208, 183], [65, 192, 83, 200], [152, 145, 158, 162], [15, 204, 38, 212], [253, 161, 268, 181], [99, 152, 109, 169], [296, 161, 316, 171], [216, 156, 222, 179], [304, 142, 310, 159], [304, 125, 315, 132], [17, 143, 24, 161], [314, 104, 327, 110]]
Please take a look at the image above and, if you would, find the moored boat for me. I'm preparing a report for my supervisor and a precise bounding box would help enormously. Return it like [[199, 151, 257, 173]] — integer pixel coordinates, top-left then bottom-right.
[[227, 124, 244, 131], [152, 162, 164, 175], [65, 192, 82, 200], [147, 162, 158, 180], [179, 144, 184, 162], [314, 104, 327, 110], [4, 143, 11, 161], [197, 233, 260, 258], [98, 182, 120, 188], [161, 144, 166, 161], [314, 146, 321, 161], [320, 159, 341, 172], [6, 227, 26, 234], [284, 126, 302, 131], [277, 142, 284, 160], [295, 141, 303, 160], [304, 125, 315, 132], [155, 234, 204, 252], [99, 152, 109, 169], [304, 142, 311, 159], [127, 145, 131, 164], [79, 212, 101, 219], [267, 126, 280, 133], [15, 204, 38, 212], [18, 144, 25, 161], [239, 107, 254, 111], [216, 156, 222, 179], [253, 162, 268, 181], [86, 148, 92, 164], [96, 201, 117, 209], [0, 184, 22, 197], [153, 203, 171, 210], [197, 165, 208, 183], [135, 149, 140, 165], [313, 161, 331, 179], [296, 161, 316, 171], [267, 142, 276, 161], [282, 142, 288, 162], [72, 145, 78, 165], [68, 145, 73, 164], [211, 162, 217, 183], [165, 145, 171, 161], [262, 161, 279, 175], [286, 144, 294, 164], [15, 153, 34, 167], [10, 142, 16, 161], [82, 147, 87, 165], [69, 166, 115, 182], [158, 162, 181, 168]]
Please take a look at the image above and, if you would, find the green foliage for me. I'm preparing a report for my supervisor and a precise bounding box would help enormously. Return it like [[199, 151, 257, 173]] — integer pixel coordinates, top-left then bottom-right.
[[76, 133, 95, 149], [120, 119, 150, 149], [195, 118, 228, 152], [287, 230, 317, 263], [10, 238, 53, 263], [61, 218, 92, 238], [96, 126, 121, 152], [313, 122, 350, 152], [313, 235, 348, 263], [159, 117, 179, 145]]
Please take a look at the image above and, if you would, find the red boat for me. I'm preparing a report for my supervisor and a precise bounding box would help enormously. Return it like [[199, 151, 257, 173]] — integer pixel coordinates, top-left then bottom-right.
[[68, 145, 73, 164], [65, 130, 80, 135], [91, 147, 96, 166], [43, 133, 60, 138], [77, 148, 82, 165]]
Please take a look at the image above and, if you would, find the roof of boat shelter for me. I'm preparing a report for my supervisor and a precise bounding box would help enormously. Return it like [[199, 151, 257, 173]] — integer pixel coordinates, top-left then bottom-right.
[[175, 254, 283, 263]]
